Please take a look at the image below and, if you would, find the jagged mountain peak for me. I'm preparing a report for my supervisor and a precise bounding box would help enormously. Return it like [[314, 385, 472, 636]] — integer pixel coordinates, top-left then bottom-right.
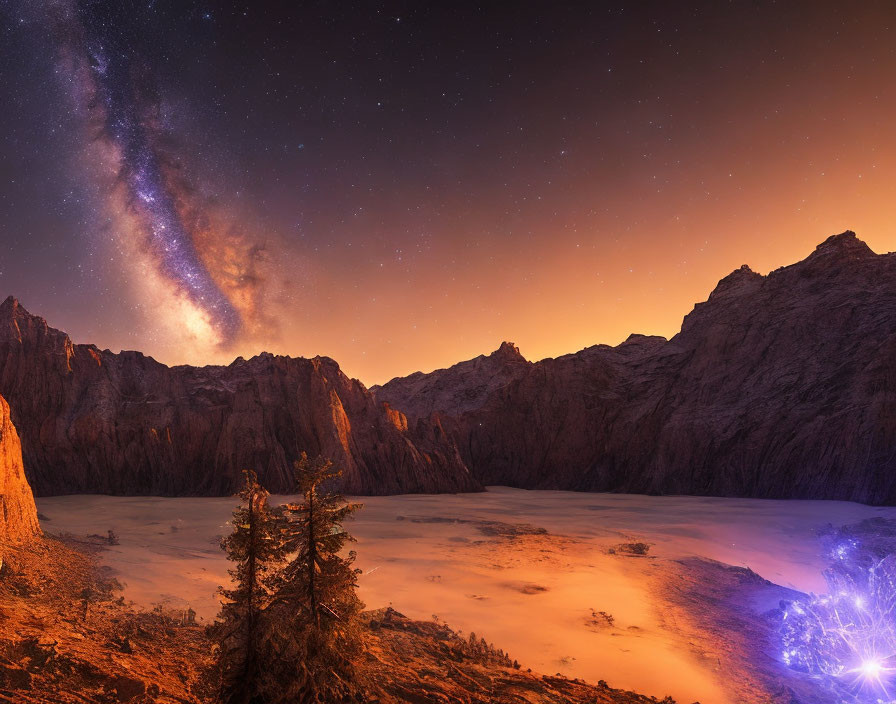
[[490, 341, 526, 363], [0, 296, 27, 320], [377, 230, 896, 504], [708, 263, 765, 300], [805, 230, 875, 262], [4, 229, 896, 503]]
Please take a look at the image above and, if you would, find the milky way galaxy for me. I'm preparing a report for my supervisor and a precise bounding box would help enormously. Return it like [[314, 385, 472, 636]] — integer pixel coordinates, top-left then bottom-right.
[[46, 0, 264, 351], [4, 2, 896, 382]]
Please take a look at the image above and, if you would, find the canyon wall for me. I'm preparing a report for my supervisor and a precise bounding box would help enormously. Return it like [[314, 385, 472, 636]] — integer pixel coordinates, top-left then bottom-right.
[[0, 298, 479, 496], [376, 232, 896, 504], [5, 231, 895, 503]]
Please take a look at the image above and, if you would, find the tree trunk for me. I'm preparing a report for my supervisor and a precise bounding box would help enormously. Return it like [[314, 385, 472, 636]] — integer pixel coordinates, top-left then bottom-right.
[[308, 487, 318, 626], [243, 491, 258, 692]]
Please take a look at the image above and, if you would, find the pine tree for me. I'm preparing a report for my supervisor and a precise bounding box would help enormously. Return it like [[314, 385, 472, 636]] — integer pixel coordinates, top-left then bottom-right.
[[215, 470, 284, 704], [263, 453, 365, 703]]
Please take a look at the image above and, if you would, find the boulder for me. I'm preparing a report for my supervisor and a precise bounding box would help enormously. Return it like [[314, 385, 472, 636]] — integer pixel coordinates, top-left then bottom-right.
[[0, 393, 40, 542]]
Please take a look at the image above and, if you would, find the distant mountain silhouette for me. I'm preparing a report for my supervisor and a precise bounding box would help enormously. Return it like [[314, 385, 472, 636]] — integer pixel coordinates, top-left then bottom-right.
[[375, 231, 896, 504], [4, 231, 895, 502]]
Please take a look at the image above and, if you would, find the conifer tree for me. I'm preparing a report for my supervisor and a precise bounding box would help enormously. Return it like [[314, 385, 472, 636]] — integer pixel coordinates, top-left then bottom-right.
[[216, 470, 283, 704], [264, 453, 365, 703]]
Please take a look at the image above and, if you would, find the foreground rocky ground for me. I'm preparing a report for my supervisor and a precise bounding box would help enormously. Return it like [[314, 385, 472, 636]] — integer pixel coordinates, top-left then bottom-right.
[[0, 535, 674, 704], [35, 487, 893, 703], [0, 536, 215, 703]]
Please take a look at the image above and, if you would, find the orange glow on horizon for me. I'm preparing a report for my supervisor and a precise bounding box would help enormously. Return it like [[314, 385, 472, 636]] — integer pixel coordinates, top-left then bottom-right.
[[24, 1, 896, 387]]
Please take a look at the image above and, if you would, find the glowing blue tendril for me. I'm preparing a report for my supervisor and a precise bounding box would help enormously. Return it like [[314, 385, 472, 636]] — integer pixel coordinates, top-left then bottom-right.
[[779, 542, 896, 703]]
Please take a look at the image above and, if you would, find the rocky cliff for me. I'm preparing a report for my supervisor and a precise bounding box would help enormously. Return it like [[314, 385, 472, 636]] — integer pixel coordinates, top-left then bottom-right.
[[375, 232, 896, 504], [0, 299, 479, 496], [0, 393, 40, 541], [374, 341, 530, 420]]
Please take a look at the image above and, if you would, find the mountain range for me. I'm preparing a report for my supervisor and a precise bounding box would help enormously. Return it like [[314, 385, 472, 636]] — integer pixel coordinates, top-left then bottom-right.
[[0, 297, 477, 496], [374, 231, 896, 504], [2, 230, 894, 503]]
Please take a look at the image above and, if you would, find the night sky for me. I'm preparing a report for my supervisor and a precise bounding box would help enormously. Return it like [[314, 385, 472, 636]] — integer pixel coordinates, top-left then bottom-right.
[[1, 1, 895, 384]]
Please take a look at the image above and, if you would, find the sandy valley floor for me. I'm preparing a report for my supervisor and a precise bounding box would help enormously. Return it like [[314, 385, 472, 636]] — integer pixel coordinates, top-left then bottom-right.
[[35, 488, 896, 704]]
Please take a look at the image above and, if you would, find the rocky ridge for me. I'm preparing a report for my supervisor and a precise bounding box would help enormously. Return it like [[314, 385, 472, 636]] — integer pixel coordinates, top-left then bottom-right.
[[0, 298, 479, 497], [375, 232, 896, 504], [4, 231, 895, 503]]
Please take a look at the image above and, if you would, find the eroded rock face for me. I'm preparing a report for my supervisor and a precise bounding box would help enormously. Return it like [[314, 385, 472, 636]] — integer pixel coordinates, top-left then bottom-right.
[[0, 299, 480, 497], [376, 232, 896, 505], [371, 341, 530, 420], [0, 394, 40, 541]]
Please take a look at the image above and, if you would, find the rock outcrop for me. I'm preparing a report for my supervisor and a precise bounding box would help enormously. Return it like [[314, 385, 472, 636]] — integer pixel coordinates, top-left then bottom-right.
[[372, 341, 529, 420], [376, 232, 896, 505], [0, 299, 479, 497], [0, 393, 40, 541]]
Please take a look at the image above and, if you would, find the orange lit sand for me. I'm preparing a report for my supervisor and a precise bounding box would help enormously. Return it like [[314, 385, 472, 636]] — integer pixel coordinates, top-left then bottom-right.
[[36, 488, 896, 703]]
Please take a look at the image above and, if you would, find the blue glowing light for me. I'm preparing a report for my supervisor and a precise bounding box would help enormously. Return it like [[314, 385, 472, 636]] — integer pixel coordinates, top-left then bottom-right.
[[779, 544, 896, 703]]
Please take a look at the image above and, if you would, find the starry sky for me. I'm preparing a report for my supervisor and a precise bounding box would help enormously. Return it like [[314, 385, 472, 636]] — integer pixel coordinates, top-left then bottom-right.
[[1, 1, 895, 384]]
